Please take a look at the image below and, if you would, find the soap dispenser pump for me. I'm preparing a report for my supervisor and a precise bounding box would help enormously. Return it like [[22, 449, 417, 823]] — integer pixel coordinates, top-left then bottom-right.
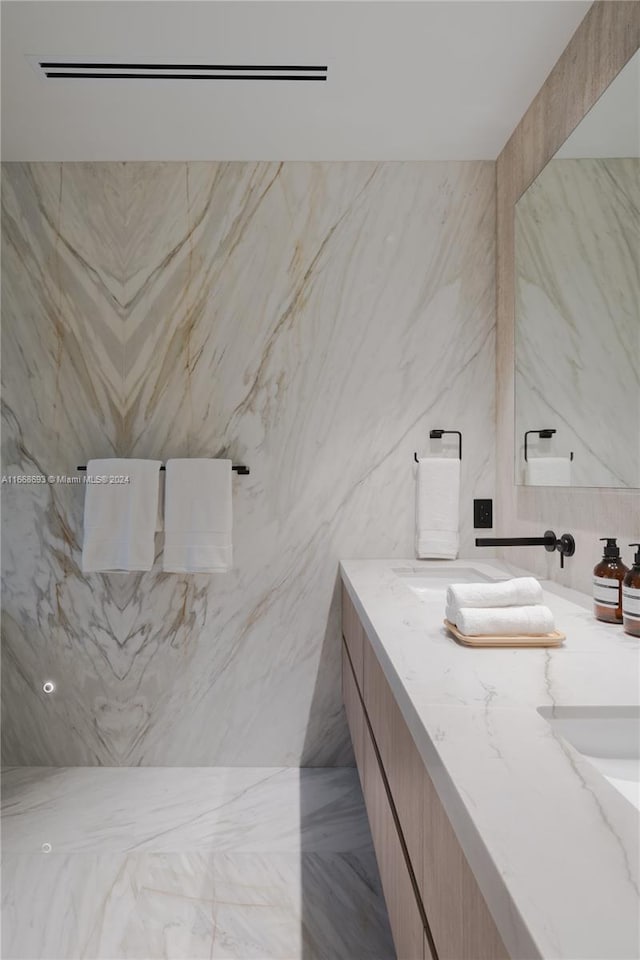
[[593, 538, 629, 623], [622, 544, 640, 637]]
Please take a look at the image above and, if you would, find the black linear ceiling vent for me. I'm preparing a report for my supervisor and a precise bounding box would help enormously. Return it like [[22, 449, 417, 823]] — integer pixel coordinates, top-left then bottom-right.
[[38, 61, 328, 81]]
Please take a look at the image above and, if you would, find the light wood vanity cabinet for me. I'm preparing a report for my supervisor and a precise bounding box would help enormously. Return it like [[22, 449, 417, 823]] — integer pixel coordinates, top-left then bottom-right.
[[341, 644, 364, 785], [342, 586, 509, 960], [361, 717, 426, 960], [341, 583, 365, 686], [364, 639, 425, 891], [422, 768, 509, 960]]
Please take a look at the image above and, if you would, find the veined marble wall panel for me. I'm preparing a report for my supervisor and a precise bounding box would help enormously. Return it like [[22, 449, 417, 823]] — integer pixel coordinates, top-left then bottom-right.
[[1, 161, 495, 765], [515, 158, 640, 488]]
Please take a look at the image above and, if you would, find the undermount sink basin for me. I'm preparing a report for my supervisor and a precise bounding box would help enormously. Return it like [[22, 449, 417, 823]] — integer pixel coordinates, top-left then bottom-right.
[[393, 566, 495, 600], [538, 706, 640, 811]]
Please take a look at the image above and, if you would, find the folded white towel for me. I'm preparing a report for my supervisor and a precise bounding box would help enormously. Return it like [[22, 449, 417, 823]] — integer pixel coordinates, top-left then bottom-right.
[[526, 458, 571, 486], [445, 577, 543, 624], [454, 605, 556, 637], [415, 458, 460, 560], [82, 458, 161, 572], [163, 459, 232, 573]]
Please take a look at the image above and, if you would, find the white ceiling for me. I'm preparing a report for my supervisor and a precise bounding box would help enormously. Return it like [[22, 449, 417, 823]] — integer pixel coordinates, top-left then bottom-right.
[[555, 48, 640, 158], [1, 1, 591, 161]]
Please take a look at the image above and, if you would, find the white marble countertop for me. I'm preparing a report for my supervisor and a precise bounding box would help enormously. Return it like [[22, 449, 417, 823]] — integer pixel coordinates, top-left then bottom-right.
[[340, 558, 640, 960]]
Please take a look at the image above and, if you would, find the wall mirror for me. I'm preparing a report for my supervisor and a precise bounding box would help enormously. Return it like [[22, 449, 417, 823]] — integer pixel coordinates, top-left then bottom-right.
[[514, 49, 639, 488]]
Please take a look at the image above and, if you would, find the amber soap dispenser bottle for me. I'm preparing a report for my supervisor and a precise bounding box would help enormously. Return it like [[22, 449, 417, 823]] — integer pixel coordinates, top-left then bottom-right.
[[593, 538, 629, 623], [622, 544, 640, 637]]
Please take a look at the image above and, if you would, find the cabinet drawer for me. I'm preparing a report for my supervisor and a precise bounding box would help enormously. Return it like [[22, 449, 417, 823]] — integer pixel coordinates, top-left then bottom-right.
[[342, 642, 365, 784], [422, 767, 509, 960], [363, 721, 425, 960], [342, 584, 364, 688], [364, 639, 425, 889]]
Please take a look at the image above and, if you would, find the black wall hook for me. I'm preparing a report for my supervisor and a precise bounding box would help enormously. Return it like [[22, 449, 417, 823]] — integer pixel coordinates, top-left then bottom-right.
[[414, 429, 462, 462]]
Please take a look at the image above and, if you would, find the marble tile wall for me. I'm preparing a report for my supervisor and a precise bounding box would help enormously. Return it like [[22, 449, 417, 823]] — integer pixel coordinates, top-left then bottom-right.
[[496, 1, 640, 594], [515, 158, 640, 488], [1, 161, 495, 765]]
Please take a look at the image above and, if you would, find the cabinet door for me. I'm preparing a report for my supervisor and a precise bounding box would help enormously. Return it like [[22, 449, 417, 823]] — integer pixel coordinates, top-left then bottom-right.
[[342, 584, 364, 688], [363, 721, 424, 960], [341, 642, 365, 785], [364, 639, 424, 890], [422, 768, 509, 960]]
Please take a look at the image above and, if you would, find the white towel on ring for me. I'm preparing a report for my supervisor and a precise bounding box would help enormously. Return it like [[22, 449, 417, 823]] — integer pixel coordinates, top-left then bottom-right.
[[415, 458, 460, 560], [526, 458, 571, 486]]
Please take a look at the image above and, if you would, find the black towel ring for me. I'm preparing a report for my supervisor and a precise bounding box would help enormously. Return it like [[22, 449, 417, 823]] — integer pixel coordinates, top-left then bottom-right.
[[414, 429, 462, 462]]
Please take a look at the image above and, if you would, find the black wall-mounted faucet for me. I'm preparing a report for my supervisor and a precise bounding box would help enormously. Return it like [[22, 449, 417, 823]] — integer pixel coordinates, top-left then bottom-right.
[[475, 530, 575, 568]]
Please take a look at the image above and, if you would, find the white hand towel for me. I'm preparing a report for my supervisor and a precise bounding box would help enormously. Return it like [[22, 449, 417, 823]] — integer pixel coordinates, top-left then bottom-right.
[[415, 458, 460, 560], [526, 458, 571, 486], [445, 577, 543, 624], [163, 459, 232, 573], [455, 605, 556, 637], [82, 459, 161, 572]]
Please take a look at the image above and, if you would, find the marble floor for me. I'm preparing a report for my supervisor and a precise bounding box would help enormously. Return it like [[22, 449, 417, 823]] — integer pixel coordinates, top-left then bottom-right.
[[1, 767, 395, 960]]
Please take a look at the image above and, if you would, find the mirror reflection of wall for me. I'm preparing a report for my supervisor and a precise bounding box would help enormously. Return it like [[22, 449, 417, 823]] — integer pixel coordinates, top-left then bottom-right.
[[515, 49, 640, 489]]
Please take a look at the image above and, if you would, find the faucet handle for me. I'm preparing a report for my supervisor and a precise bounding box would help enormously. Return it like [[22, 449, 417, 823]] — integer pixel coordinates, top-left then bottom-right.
[[557, 533, 576, 569]]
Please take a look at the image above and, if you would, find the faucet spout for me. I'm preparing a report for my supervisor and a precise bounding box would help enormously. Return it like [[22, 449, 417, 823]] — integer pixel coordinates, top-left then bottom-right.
[[475, 530, 575, 568], [475, 533, 556, 549]]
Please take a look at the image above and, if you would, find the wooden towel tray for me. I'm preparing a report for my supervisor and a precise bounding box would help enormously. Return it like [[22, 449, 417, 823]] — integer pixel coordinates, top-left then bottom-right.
[[444, 619, 565, 648]]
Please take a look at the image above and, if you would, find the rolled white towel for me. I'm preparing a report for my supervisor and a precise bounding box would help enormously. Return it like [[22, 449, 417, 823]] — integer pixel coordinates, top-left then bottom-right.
[[454, 605, 555, 637], [445, 577, 543, 623]]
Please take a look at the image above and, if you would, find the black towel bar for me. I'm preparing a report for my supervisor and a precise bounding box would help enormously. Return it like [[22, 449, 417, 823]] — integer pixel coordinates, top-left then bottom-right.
[[77, 464, 250, 475]]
